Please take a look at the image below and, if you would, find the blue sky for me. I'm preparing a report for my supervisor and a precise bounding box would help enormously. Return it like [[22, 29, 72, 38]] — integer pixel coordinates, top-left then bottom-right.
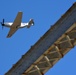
[[0, 0, 76, 75]]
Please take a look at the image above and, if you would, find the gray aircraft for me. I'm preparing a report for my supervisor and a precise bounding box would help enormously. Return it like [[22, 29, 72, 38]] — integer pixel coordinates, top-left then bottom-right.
[[0, 12, 34, 38]]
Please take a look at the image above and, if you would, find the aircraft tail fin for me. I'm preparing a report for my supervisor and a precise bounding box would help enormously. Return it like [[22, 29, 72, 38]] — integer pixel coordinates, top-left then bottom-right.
[[29, 19, 34, 25], [27, 19, 34, 28]]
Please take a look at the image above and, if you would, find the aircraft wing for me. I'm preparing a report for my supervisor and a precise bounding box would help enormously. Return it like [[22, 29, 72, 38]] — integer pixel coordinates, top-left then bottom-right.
[[7, 12, 23, 38]]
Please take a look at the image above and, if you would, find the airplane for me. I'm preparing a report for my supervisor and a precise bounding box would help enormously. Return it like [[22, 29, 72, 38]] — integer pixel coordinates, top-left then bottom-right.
[[0, 12, 34, 38]]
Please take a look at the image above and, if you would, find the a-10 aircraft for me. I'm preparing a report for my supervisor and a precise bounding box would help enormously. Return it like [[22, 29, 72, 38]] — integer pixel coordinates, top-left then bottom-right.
[[0, 12, 34, 38]]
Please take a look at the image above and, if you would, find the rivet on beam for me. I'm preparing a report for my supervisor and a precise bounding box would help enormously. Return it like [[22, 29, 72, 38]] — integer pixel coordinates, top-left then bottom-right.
[[22, 73, 27, 75], [54, 44, 63, 58]]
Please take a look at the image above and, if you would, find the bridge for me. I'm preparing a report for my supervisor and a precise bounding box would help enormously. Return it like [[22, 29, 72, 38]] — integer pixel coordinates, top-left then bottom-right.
[[5, 2, 76, 75]]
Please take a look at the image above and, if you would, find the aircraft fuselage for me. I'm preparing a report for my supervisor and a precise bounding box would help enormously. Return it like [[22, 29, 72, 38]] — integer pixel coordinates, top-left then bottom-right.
[[4, 22, 32, 28]]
